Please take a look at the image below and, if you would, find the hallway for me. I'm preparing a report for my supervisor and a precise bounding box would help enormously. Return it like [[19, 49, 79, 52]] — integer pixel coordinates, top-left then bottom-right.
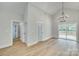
[[0, 39, 79, 56]]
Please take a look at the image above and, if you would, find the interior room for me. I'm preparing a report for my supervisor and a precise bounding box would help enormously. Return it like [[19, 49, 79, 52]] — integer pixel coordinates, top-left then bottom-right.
[[0, 2, 79, 56]]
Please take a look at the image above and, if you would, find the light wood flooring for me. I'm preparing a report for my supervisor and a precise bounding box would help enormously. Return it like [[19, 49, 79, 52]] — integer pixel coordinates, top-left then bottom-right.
[[0, 39, 79, 56]]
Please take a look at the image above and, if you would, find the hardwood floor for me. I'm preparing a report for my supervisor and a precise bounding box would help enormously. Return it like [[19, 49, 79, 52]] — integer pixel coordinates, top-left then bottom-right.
[[0, 39, 79, 56]]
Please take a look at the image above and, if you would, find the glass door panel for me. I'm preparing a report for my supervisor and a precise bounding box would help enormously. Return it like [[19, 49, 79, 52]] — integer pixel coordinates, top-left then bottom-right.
[[59, 23, 67, 39], [66, 23, 77, 41]]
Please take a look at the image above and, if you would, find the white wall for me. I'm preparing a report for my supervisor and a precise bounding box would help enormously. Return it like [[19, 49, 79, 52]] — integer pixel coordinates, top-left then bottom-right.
[[0, 2, 26, 48], [50, 16, 58, 38], [51, 8, 79, 41], [0, 2, 53, 48], [24, 3, 52, 46]]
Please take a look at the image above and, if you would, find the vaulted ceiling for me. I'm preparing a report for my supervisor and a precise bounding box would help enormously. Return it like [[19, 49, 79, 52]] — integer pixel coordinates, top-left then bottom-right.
[[64, 2, 79, 10], [30, 2, 79, 15]]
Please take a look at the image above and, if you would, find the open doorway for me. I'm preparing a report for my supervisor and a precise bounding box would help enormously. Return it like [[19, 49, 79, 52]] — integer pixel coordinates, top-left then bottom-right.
[[58, 23, 77, 41], [11, 20, 25, 45], [13, 22, 20, 42]]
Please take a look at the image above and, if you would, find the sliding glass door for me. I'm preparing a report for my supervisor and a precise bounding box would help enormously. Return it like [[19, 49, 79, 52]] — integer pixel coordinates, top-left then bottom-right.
[[59, 23, 67, 39], [66, 23, 77, 41], [59, 23, 77, 41]]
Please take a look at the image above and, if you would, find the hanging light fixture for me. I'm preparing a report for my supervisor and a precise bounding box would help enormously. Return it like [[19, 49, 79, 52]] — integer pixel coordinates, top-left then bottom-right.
[[58, 2, 69, 22]]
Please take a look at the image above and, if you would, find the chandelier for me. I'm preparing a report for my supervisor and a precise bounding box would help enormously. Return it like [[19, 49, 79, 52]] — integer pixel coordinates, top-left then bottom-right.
[[58, 2, 69, 22]]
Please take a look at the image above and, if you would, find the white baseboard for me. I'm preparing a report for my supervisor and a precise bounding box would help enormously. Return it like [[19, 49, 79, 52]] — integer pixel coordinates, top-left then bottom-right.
[[0, 36, 54, 48], [42, 36, 53, 41], [27, 36, 53, 47], [27, 41, 39, 47]]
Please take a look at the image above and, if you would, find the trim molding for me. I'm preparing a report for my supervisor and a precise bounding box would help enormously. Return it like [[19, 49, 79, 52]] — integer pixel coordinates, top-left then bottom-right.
[[27, 41, 39, 47], [42, 36, 53, 41], [0, 36, 55, 48], [27, 36, 53, 47]]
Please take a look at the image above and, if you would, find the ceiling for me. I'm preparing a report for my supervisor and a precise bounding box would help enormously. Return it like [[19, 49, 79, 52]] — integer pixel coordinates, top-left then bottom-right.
[[31, 2, 62, 15], [64, 2, 79, 10], [30, 2, 79, 15]]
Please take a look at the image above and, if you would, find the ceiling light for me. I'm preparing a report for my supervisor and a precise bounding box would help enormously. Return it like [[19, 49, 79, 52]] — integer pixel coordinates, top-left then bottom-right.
[[58, 2, 69, 22]]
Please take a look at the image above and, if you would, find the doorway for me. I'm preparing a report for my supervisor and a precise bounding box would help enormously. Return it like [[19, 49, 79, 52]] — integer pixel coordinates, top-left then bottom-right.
[[37, 23, 43, 41], [13, 22, 20, 41], [58, 23, 77, 41], [11, 20, 25, 45]]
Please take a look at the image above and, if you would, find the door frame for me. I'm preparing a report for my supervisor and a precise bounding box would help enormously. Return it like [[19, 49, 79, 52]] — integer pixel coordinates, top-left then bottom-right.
[[11, 20, 25, 45]]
